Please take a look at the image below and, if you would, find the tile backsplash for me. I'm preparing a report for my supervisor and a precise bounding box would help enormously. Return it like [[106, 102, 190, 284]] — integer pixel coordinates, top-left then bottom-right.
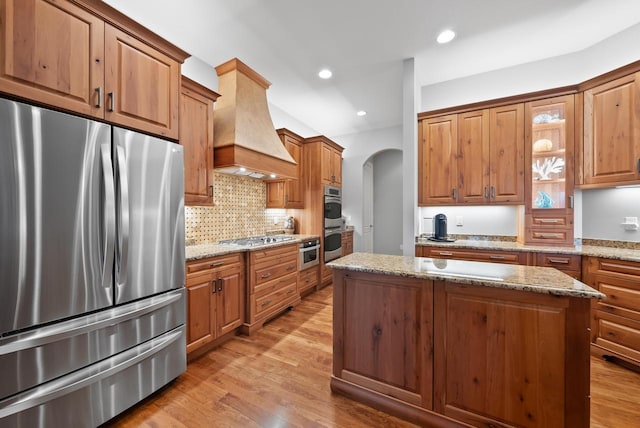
[[186, 173, 283, 245]]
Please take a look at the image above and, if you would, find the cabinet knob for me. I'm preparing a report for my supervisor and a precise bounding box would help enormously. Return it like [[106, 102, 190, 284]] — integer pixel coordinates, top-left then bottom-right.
[[484, 186, 489, 199], [107, 92, 115, 112], [491, 186, 496, 199], [217, 279, 223, 292], [452, 188, 457, 200]]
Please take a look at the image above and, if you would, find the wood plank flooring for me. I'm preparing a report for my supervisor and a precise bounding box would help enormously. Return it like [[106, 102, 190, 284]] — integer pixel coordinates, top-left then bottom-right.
[[105, 285, 640, 428]]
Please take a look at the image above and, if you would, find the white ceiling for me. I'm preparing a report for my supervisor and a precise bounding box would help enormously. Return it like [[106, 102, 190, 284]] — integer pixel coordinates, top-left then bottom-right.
[[104, 0, 640, 137]]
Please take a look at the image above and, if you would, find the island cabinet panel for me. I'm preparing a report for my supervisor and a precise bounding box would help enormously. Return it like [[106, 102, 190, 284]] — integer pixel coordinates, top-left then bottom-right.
[[433, 282, 590, 428], [332, 271, 435, 419]]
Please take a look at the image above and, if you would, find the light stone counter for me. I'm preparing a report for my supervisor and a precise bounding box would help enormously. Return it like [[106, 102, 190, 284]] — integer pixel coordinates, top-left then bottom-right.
[[185, 234, 320, 261], [328, 252, 604, 299], [415, 238, 640, 263]]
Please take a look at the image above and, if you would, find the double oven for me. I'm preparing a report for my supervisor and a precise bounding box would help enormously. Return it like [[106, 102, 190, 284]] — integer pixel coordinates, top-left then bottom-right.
[[324, 185, 343, 262]]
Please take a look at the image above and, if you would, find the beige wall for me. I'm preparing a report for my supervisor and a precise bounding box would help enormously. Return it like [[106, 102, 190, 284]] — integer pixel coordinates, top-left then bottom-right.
[[185, 173, 285, 245]]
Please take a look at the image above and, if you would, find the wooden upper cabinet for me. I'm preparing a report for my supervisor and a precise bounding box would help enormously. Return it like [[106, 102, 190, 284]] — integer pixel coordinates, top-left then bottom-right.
[[489, 103, 525, 203], [266, 129, 304, 208], [181, 76, 219, 206], [458, 110, 490, 203], [0, 0, 105, 117], [0, 0, 188, 139], [418, 114, 458, 205], [104, 24, 180, 139], [320, 143, 342, 186], [583, 72, 640, 187]]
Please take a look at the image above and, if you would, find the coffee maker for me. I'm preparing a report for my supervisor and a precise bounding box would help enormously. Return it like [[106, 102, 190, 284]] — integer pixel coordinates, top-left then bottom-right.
[[433, 214, 448, 240]]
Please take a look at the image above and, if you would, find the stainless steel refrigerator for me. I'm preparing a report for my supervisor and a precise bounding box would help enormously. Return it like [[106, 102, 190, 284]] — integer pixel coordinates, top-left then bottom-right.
[[0, 97, 186, 426]]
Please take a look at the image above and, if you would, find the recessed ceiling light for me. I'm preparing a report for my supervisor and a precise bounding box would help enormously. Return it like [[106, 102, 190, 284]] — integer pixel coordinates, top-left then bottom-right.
[[437, 29, 456, 44], [356, 110, 367, 116], [318, 68, 333, 79]]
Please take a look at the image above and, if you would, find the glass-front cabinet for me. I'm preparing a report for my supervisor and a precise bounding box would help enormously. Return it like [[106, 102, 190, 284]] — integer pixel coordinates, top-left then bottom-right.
[[520, 94, 575, 246]]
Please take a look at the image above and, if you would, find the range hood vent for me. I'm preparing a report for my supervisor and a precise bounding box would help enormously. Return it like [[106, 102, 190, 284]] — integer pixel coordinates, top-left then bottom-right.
[[213, 58, 296, 179]]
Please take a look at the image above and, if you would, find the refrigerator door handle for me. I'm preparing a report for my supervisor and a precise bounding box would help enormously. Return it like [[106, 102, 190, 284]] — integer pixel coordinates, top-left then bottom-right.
[[0, 328, 183, 418], [115, 145, 129, 287], [100, 144, 116, 291]]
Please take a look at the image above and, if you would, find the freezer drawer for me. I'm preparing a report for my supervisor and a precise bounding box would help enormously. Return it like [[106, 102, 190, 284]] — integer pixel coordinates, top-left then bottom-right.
[[0, 325, 186, 427], [0, 289, 185, 401]]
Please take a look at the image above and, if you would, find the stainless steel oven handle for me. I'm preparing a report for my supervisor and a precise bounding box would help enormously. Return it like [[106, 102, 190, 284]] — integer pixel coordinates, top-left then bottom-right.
[[115, 145, 129, 287], [0, 328, 183, 418], [100, 144, 116, 291], [299, 245, 320, 252]]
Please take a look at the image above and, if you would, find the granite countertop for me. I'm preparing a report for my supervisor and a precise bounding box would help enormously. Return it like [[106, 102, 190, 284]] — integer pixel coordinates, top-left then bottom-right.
[[185, 234, 320, 261], [328, 252, 604, 299], [415, 238, 640, 263]]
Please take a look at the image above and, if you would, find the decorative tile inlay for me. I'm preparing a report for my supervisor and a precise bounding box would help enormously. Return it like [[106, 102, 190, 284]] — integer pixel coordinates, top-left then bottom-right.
[[185, 173, 279, 244]]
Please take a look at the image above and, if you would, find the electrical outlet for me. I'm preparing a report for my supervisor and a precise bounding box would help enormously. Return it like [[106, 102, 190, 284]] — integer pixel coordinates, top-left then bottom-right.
[[455, 216, 464, 226]]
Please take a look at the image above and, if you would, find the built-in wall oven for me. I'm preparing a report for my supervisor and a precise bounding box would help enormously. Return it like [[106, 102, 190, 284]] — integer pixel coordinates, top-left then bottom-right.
[[324, 185, 342, 262], [299, 238, 320, 270]]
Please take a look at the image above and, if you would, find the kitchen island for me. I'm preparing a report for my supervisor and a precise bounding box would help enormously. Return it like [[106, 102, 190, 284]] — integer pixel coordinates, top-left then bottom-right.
[[328, 253, 604, 428]]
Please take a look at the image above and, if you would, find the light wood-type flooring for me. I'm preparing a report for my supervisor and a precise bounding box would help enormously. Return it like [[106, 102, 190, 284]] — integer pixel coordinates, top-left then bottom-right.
[[106, 285, 640, 428]]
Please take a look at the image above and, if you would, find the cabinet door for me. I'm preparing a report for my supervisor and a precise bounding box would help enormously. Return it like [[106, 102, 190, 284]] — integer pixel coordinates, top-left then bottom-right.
[[186, 279, 216, 353], [217, 266, 244, 336], [489, 103, 524, 203], [104, 24, 180, 139], [181, 85, 214, 205], [418, 115, 458, 205], [583, 72, 640, 186], [331, 148, 342, 186], [284, 136, 304, 207], [321, 144, 333, 184], [458, 110, 490, 204], [266, 180, 285, 208], [0, 0, 104, 117]]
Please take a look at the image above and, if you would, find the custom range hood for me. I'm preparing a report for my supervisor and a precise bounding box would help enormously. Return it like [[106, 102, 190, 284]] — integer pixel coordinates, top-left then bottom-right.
[[213, 58, 296, 179]]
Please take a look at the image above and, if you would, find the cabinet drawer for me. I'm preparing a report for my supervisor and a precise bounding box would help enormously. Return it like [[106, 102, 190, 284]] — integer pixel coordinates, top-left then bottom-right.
[[299, 268, 318, 292], [535, 253, 581, 271], [254, 282, 298, 318], [588, 258, 640, 279], [595, 312, 640, 362], [428, 248, 525, 265], [187, 253, 243, 276], [525, 229, 571, 245], [593, 276, 640, 320], [251, 244, 297, 262], [254, 272, 298, 298], [530, 215, 570, 228], [253, 256, 298, 286]]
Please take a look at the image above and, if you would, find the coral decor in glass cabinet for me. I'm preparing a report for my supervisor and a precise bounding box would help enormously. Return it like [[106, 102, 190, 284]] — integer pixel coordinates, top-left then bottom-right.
[[522, 94, 575, 246], [530, 103, 569, 208]]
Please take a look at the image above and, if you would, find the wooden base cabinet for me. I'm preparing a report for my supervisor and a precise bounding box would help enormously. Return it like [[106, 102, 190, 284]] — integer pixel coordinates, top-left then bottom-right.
[[244, 244, 300, 335], [584, 256, 640, 368], [185, 253, 245, 356], [0, 0, 188, 139], [332, 270, 591, 428], [434, 282, 590, 428], [341, 230, 354, 256]]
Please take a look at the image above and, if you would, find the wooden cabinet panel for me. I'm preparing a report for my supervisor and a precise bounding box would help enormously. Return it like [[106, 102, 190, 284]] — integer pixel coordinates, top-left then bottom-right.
[[104, 24, 180, 139], [266, 129, 304, 208], [418, 114, 458, 205], [583, 72, 640, 186], [457, 110, 490, 203], [331, 148, 342, 186], [319, 143, 342, 186], [489, 103, 525, 203], [434, 282, 589, 428], [217, 265, 244, 336], [0, 0, 104, 117], [334, 271, 433, 409], [181, 77, 217, 205], [341, 230, 353, 256], [186, 278, 215, 353]]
